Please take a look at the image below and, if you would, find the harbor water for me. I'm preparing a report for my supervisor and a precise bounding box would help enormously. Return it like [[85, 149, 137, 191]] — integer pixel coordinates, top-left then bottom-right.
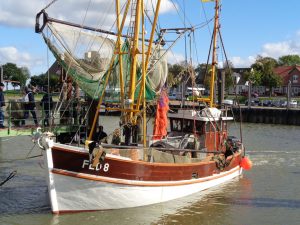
[[0, 118, 299, 225]]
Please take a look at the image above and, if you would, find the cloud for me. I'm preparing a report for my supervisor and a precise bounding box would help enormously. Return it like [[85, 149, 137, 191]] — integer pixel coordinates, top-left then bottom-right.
[[230, 31, 300, 67], [0, 46, 43, 73], [230, 56, 256, 68], [261, 40, 300, 58], [0, 0, 176, 28], [0, 1, 44, 27], [167, 51, 185, 64]]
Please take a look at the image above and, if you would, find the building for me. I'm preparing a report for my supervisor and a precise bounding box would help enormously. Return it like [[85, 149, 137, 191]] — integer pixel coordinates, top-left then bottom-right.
[[226, 68, 265, 95], [273, 65, 300, 96]]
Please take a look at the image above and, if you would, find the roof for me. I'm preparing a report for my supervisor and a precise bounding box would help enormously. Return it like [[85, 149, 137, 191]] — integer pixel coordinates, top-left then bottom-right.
[[168, 109, 233, 121], [274, 65, 300, 84], [46, 61, 62, 75]]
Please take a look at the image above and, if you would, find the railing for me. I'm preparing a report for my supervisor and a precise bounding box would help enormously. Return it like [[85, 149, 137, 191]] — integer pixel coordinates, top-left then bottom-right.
[[0, 100, 87, 137]]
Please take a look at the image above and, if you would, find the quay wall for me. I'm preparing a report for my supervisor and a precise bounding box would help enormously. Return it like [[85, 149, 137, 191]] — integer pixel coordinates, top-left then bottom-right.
[[232, 107, 300, 126]]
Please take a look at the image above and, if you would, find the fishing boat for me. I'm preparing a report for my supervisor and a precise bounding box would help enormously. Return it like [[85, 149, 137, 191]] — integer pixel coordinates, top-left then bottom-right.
[[35, 0, 249, 214]]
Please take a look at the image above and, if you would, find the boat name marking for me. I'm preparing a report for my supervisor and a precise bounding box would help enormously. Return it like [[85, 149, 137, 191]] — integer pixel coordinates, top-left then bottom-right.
[[82, 160, 110, 172]]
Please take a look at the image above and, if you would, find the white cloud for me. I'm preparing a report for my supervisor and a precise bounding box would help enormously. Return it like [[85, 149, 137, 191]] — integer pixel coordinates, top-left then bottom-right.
[[167, 51, 185, 64], [230, 31, 300, 67], [0, 1, 44, 27], [0, 0, 176, 28], [230, 56, 256, 68], [0, 46, 43, 73], [0, 0, 176, 74], [261, 40, 300, 58]]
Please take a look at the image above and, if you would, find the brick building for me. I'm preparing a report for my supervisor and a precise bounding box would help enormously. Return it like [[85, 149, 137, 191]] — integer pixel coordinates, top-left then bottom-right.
[[273, 65, 300, 96]]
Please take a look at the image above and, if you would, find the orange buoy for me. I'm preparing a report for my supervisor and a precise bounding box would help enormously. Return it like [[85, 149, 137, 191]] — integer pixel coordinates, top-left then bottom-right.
[[240, 156, 253, 170]]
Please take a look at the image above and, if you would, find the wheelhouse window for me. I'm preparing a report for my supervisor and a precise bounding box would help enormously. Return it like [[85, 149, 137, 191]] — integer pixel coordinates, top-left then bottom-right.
[[170, 119, 182, 132], [195, 120, 205, 134], [182, 119, 193, 132]]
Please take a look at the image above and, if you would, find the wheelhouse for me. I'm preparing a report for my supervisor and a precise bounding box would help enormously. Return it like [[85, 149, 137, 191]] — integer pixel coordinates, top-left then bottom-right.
[[168, 109, 233, 151]]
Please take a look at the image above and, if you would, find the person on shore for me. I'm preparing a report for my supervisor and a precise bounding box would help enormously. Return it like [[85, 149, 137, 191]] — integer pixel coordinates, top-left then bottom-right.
[[22, 86, 39, 126], [0, 82, 5, 128], [40, 90, 53, 127]]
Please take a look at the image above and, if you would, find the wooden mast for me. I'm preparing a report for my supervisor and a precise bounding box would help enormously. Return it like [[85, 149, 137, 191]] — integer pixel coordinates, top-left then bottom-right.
[[116, 0, 125, 107], [209, 0, 220, 107], [128, 0, 142, 121], [141, 0, 147, 147], [135, 0, 162, 112]]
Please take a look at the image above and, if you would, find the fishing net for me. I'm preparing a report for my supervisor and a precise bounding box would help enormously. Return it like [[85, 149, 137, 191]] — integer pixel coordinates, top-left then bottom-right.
[[43, 21, 168, 101]]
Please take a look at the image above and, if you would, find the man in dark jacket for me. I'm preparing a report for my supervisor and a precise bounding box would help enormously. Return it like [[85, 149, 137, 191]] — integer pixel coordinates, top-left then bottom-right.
[[0, 82, 5, 128], [40, 91, 53, 127], [22, 86, 38, 126]]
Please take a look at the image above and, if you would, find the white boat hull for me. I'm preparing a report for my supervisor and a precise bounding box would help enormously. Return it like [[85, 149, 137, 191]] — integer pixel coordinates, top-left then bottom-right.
[[44, 147, 242, 213]]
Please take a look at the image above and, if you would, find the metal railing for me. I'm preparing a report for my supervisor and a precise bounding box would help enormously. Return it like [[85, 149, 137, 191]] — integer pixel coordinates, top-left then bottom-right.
[[0, 100, 87, 136]]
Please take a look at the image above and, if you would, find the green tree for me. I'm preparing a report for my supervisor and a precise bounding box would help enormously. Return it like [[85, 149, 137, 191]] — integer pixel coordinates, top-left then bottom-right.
[[167, 63, 186, 88], [244, 69, 262, 86], [223, 60, 234, 90], [278, 55, 300, 66], [2, 63, 30, 87], [30, 73, 60, 91], [250, 56, 282, 96], [195, 63, 212, 89]]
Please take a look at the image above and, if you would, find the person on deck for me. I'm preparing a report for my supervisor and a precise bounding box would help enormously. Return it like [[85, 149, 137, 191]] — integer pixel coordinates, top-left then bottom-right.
[[0, 82, 5, 128], [40, 90, 53, 127], [95, 125, 107, 143], [22, 86, 39, 126]]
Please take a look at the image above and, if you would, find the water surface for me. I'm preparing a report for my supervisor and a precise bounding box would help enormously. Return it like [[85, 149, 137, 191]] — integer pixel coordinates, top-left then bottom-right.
[[0, 119, 299, 225]]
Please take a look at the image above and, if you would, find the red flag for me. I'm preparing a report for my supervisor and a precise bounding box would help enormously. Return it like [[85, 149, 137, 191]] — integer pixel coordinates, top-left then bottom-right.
[[153, 90, 169, 140]]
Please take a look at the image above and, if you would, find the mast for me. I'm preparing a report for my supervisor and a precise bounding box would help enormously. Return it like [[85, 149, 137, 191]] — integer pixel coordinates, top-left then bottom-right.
[[116, 0, 125, 107], [128, 0, 142, 121], [209, 0, 220, 107], [141, 0, 146, 147]]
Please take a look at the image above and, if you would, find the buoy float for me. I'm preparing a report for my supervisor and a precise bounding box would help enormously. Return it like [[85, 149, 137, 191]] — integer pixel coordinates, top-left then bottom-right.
[[240, 156, 253, 170]]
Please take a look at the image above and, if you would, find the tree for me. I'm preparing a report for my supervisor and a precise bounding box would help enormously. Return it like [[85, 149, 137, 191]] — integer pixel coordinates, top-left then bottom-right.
[[250, 56, 282, 96], [30, 73, 60, 91], [278, 55, 300, 66], [167, 63, 187, 88], [244, 69, 262, 86], [195, 63, 212, 89], [12, 66, 30, 87], [2, 63, 30, 87], [222, 60, 234, 90]]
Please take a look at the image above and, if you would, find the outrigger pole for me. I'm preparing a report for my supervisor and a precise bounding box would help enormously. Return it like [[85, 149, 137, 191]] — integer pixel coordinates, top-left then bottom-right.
[[35, 8, 151, 44]]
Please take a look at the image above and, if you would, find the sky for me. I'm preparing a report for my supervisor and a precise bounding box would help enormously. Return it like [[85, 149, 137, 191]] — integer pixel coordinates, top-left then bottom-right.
[[0, 0, 300, 77]]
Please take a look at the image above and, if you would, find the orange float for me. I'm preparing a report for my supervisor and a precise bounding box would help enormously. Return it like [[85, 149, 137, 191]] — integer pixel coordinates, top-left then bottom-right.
[[240, 156, 253, 170]]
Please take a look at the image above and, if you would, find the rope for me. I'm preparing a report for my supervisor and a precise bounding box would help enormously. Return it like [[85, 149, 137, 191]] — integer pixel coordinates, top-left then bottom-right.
[[0, 154, 42, 163], [218, 29, 244, 145], [42, 0, 58, 11], [0, 170, 17, 187]]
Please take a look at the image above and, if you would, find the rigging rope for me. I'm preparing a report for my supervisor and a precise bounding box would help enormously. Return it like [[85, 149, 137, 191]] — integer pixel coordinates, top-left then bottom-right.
[[0, 171, 17, 187], [42, 0, 58, 11], [218, 29, 244, 145]]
